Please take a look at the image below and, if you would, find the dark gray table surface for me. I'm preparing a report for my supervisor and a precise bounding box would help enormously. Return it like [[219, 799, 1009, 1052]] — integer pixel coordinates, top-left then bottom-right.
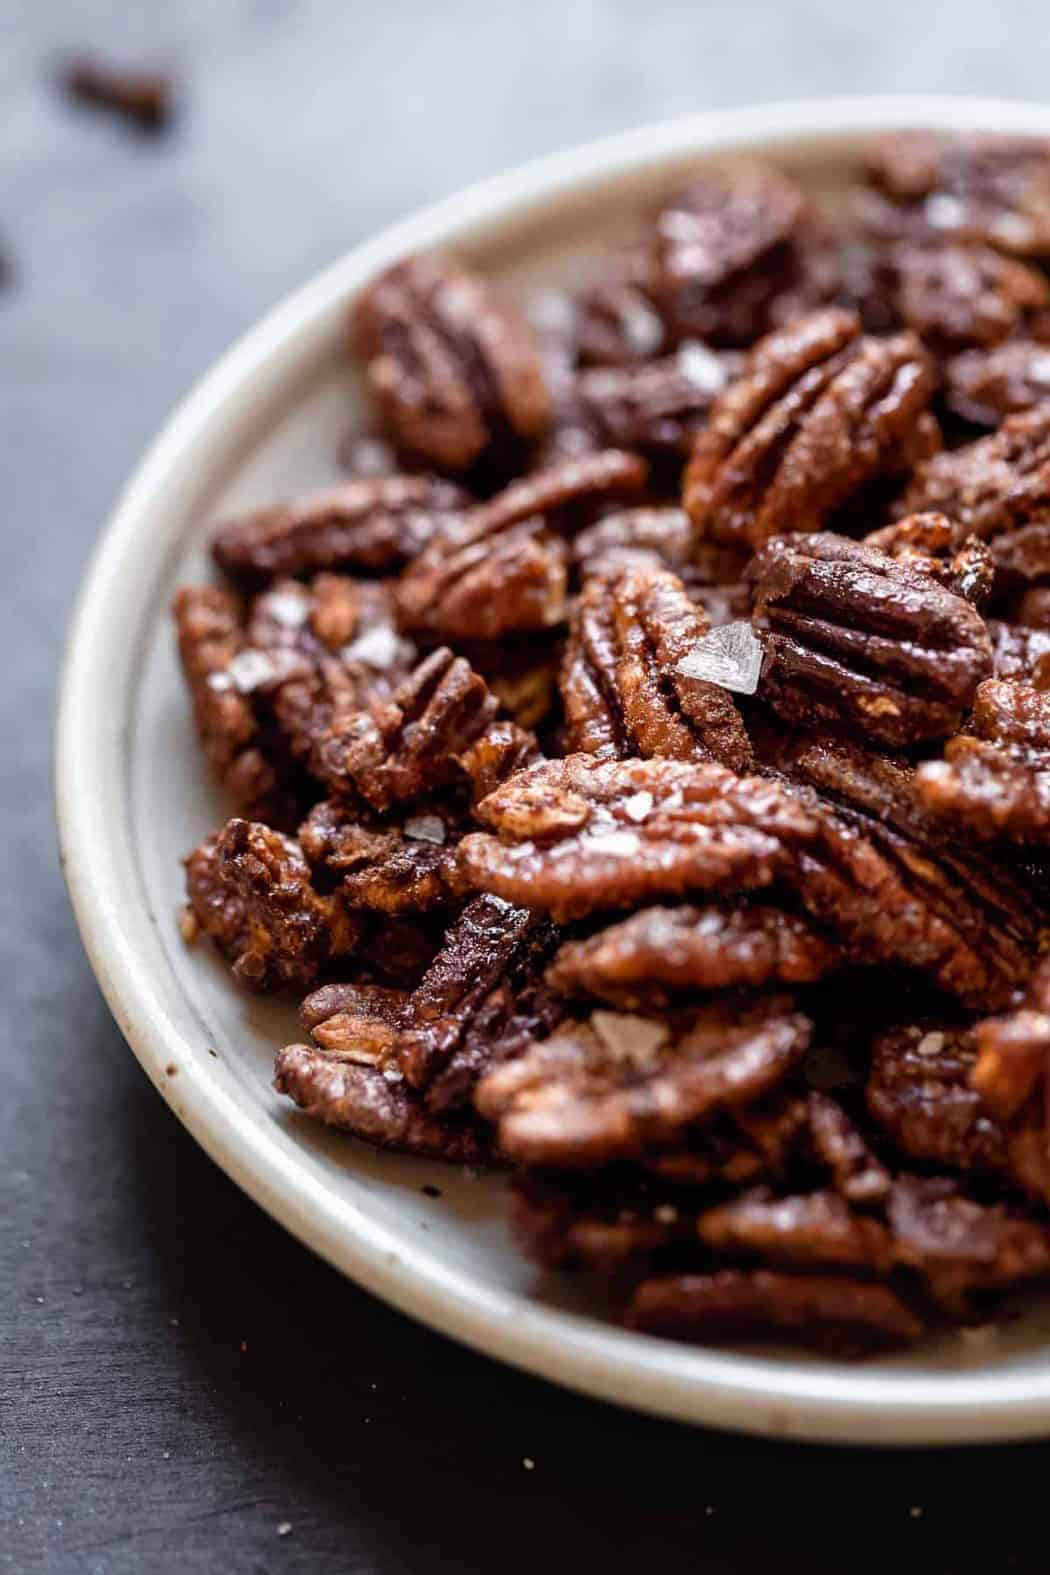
[[6, 3, 1050, 1570]]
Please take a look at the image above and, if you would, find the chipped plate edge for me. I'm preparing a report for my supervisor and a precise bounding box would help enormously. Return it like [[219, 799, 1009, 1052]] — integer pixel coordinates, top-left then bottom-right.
[[56, 96, 1050, 1445]]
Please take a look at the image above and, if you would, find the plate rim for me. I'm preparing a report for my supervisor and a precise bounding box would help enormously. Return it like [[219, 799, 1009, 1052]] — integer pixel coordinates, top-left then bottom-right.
[[56, 94, 1050, 1445]]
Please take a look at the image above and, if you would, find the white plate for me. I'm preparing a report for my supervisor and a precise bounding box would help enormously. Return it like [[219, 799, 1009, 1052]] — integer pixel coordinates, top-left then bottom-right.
[[57, 96, 1050, 1445]]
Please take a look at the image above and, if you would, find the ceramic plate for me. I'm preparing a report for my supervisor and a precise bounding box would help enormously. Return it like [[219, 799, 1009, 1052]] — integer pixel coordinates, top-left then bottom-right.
[[58, 96, 1050, 1444]]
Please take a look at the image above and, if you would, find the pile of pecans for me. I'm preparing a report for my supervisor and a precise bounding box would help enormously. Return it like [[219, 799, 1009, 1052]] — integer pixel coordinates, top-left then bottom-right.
[[177, 133, 1050, 1356]]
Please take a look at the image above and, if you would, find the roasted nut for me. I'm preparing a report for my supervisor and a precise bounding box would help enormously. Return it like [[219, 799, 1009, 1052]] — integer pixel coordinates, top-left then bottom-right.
[[560, 566, 753, 768], [944, 340, 1050, 428], [458, 754, 819, 921], [974, 958, 1050, 1120], [627, 1269, 924, 1350], [885, 239, 1049, 351], [315, 647, 499, 811], [298, 800, 459, 915], [475, 995, 811, 1168], [860, 131, 1050, 257], [749, 531, 992, 746], [888, 1174, 1050, 1314], [684, 310, 938, 548], [351, 251, 550, 474], [396, 450, 647, 642], [211, 475, 468, 582], [184, 819, 361, 993], [917, 679, 1050, 843], [547, 904, 838, 1009], [805, 1090, 891, 1204], [698, 1188, 896, 1274], [510, 1172, 694, 1281], [863, 513, 994, 606], [898, 406, 1050, 540]]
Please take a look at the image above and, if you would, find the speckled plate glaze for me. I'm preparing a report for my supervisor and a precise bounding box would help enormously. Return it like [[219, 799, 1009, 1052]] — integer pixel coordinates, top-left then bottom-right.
[[57, 98, 1050, 1445]]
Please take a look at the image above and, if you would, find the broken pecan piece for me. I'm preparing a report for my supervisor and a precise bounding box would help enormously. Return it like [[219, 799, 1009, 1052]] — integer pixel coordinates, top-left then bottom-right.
[[458, 754, 818, 921], [547, 904, 837, 1010], [974, 959, 1050, 1122], [863, 513, 994, 607], [806, 1090, 891, 1204], [475, 996, 811, 1168], [299, 800, 459, 915], [351, 251, 550, 474], [184, 819, 361, 993], [683, 309, 938, 548], [749, 531, 992, 746], [860, 132, 1050, 258], [627, 1269, 923, 1350], [560, 566, 753, 768], [211, 475, 467, 582], [918, 679, 1050, 842]]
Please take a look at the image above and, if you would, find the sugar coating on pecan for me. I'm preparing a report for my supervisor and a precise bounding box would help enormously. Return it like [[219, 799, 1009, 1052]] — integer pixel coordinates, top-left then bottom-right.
[[683, 310, 938, 548], [211, 474, 468, 583], [863, 513, 994, 607], [560, 566, 753, 769], [298, 800, 459, 915], [458, 754, 818, 921], [698, 1188, 896, 1274], [547, 904, 838, 1010], [626, 1269, 924, 1350], [868, 1023, 1012, 1176], [184, 819, 361, 993], [315, 647, 500, 811], [805, 1090, 891, 1204], [860, 132, 1050, 257], [475, 995, 811, 1168], [351, 251, 551, 474], [945, 340, 1050, 429], [989, 620, 1050, 684], [749, 531, 992, 746], [898, 406, 1050, 540]]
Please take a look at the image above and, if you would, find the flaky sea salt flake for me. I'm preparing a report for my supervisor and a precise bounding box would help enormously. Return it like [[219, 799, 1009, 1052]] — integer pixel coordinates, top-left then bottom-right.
[[591, 1010, 669, 1067], [675, 621, 764, 695]]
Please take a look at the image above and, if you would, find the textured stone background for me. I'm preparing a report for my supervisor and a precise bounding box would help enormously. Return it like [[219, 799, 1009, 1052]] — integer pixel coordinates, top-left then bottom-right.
[[4, 3, 1050, 1570]]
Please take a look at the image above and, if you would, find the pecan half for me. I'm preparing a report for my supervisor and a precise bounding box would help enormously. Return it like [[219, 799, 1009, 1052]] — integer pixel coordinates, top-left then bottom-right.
[[627, 1269, 924, 1350], [885, 239, 1049, 351], [898, 406, 1050, 540], [475, 995, 811, 1168], [315, 647, 500, 811], [683, 310, 938, 548], [945, 340, 1050, 428], [211, 475, 467, 582], [547, 904, 838, 1009], [458, 754, 818, 921], [888, 1174, 1050, 1314], [351, 251, 550, 473], [560, 566, 752, 768], [749, 531, 992, 746], [299, 800, 459, 915], [184, 819, 361, 993], [396, 450, 646, 642], [698, 1188, 895, 1274], [860, 132, 1050, 258]]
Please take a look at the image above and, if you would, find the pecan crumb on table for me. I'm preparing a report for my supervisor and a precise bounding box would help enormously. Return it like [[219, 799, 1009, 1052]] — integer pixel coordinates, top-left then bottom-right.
[[175, 132, 1050, 1356]]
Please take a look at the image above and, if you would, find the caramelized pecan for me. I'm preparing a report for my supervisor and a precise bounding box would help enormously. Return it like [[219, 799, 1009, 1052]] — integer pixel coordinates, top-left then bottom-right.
[[917, 679, 1050, 842], [898, 406, 1050, 540], [684, 310, 938, 548], [945, 340, 1050, 428]]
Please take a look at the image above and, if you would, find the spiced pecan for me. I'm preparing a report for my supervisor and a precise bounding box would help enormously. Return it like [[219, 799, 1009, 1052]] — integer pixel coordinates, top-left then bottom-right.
[[396, 451, 647, 642], [989, 619, 1050, 683], [184, 819, 361, 993], [781, 735, 1040, 1007], [648, 162, 832, 348], [749, 531, 992, 746], [298, 800, 459, 915], [863, 513, 994, 607], [211, 475, 468, 582], [885, 239, 1049, 351], [571, 242, 667, 366], [868, 1023, 1012, 1175], [273, 1043, 491, 1162], [547, 904, 838, 1010], [918, 679, 1050, 842], [458, 754, 818, 921], [888, 1174, 1050, 1314], [945, 340, 1050, 428], [510, 1172, 694, 1281], [315, 647, 499, 811], [898, 406, 1050, 540], [640, 1093, 809, 1188], [698, 1188, 895, 1274], [560, 566, 752, 768], [683, 310, 938, 548], [351, 251, 550, 474], [806, 1090, 891, 1204], [860, 132, 1050, 257], [475, 996, 811, 1168], [627, 1269, 924, 1350]]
